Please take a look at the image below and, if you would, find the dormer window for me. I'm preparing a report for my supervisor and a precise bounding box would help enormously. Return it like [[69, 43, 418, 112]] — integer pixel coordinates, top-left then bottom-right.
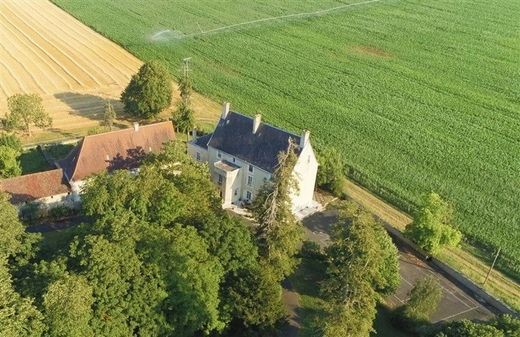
[[217, 151, 222, 159], [248, 164, 253, 173]]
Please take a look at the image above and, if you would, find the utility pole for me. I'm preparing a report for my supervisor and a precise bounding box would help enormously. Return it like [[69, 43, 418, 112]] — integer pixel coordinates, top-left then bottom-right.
[[483, 247, 501, 286], [182, 57, 191, 79]]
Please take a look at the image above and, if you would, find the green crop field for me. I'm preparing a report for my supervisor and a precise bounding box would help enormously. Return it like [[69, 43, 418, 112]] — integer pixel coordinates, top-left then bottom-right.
[[52, 0, 520, 276]]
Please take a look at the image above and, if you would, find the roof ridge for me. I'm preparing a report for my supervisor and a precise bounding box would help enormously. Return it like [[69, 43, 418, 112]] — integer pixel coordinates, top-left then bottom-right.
[[0, 168, 63, 182], [229, 111, 301, 139], [82, 121, 172, 140], [69, 139, 85, 181]]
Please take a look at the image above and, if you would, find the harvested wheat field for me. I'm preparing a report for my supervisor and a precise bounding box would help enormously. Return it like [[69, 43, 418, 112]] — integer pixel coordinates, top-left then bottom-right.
[[0, 0, 220, 142]]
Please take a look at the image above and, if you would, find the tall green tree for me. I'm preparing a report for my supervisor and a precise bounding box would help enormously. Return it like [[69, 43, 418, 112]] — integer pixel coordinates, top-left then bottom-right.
[[77, 142, 266, 335], [121, 61, 172, 119], [321, 202, 400, 337], [6, 94, 52, 136], [316, 146, 346, 196], [43, 274, 94, 337], [172, 62, 195, 136], [0, 258, 45, 337], [0, 192, 40, 265], [405, 192, 462, 255], [0, 145, 21, 178], [102, 100, 116, 130], [252, 139, 303, 282]]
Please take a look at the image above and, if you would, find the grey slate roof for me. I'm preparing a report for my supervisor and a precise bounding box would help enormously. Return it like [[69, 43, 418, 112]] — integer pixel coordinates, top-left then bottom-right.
[[192, 133, 212, 150], [207, 111, 301, 173]]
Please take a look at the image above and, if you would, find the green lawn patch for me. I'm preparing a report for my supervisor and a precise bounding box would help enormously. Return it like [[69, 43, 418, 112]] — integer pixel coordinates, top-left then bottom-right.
[[20, 144, 75, 174]]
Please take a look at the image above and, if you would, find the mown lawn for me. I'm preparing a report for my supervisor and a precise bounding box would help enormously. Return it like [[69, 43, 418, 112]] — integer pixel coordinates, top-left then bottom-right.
[[52, 0, 520, 277], [20, 144, 75, 174]]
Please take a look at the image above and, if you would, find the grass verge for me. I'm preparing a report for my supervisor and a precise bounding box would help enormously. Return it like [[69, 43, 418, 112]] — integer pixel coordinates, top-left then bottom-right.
[[340, 179, 520, 312]]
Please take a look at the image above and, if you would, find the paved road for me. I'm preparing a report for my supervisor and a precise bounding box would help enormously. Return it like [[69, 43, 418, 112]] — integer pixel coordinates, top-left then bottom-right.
[[299, 210, 494, 323]]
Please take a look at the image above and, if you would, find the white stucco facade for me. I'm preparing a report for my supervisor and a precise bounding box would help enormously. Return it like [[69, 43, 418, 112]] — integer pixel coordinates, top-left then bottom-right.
[[187, 116, 320, 215]]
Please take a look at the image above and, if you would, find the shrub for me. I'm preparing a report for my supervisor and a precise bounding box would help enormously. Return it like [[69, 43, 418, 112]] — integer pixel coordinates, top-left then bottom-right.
[[49, 205, 74, 220], [393, 276, 442, 330], [405, 193, 462, 255]]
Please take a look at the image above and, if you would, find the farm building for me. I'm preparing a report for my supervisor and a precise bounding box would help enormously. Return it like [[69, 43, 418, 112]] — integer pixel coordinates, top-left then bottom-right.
[[188, 103, 320, 217], [0, 122, 175, 208]]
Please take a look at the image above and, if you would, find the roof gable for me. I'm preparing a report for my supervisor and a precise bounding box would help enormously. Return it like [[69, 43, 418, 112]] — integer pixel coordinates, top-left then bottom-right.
[[207, 112, 301, 172], [60, 122, 175, 181]]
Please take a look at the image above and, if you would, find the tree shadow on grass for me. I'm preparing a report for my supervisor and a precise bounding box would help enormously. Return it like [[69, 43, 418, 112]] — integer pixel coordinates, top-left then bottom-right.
[[284, 246, 329, 337], [54, 92, 121, 122]]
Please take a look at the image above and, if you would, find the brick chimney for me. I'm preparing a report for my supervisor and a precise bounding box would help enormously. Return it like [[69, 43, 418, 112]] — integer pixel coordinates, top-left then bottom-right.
[[253, 114, 261, 134], [221, 102, 230, 119], [133, 122, 139, 132], [300, 130, 310, 148]]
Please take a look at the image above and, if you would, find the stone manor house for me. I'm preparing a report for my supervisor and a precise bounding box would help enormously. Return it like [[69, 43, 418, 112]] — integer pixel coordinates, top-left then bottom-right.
[[188, 103, 319, 215]]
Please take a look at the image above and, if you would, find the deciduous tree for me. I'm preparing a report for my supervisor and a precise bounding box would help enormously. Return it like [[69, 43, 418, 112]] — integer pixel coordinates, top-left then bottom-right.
[[0, 145, 21, 178], [0, 258, 45, 337], [121, 61, 172, 119], [6, 94, 52, 136], [400, 276, 442, 324], [433, 320, 505, 337], [320, 201, 400, 337], [316, 146, 346, 196], [0, 133, 22, 153], [43, 274, 94, 337], [405, 192, 462, 255]]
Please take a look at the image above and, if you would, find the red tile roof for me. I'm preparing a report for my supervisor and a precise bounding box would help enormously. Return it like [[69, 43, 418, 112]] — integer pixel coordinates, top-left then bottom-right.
[[0, 169, 70, 204], [60, 122, 175, 181]]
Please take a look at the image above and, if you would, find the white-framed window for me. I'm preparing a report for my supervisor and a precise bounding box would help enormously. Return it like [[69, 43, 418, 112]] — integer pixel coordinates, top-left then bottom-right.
[[248, 164, 254, 173], [217, 151, 222, 159], [234, 189, 238, 196], [246, 191, 252, 200], [247, 175, 253, 186], [217, 174, 223, 185], [232, 157, 236, 163], [196, 152, 201, 161]]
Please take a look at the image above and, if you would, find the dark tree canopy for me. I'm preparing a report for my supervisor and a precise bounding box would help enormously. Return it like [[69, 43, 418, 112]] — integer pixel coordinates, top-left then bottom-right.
[[316, 146, 346, 197], [121, 61, 172, 119], [320, 201, 400, 337]]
